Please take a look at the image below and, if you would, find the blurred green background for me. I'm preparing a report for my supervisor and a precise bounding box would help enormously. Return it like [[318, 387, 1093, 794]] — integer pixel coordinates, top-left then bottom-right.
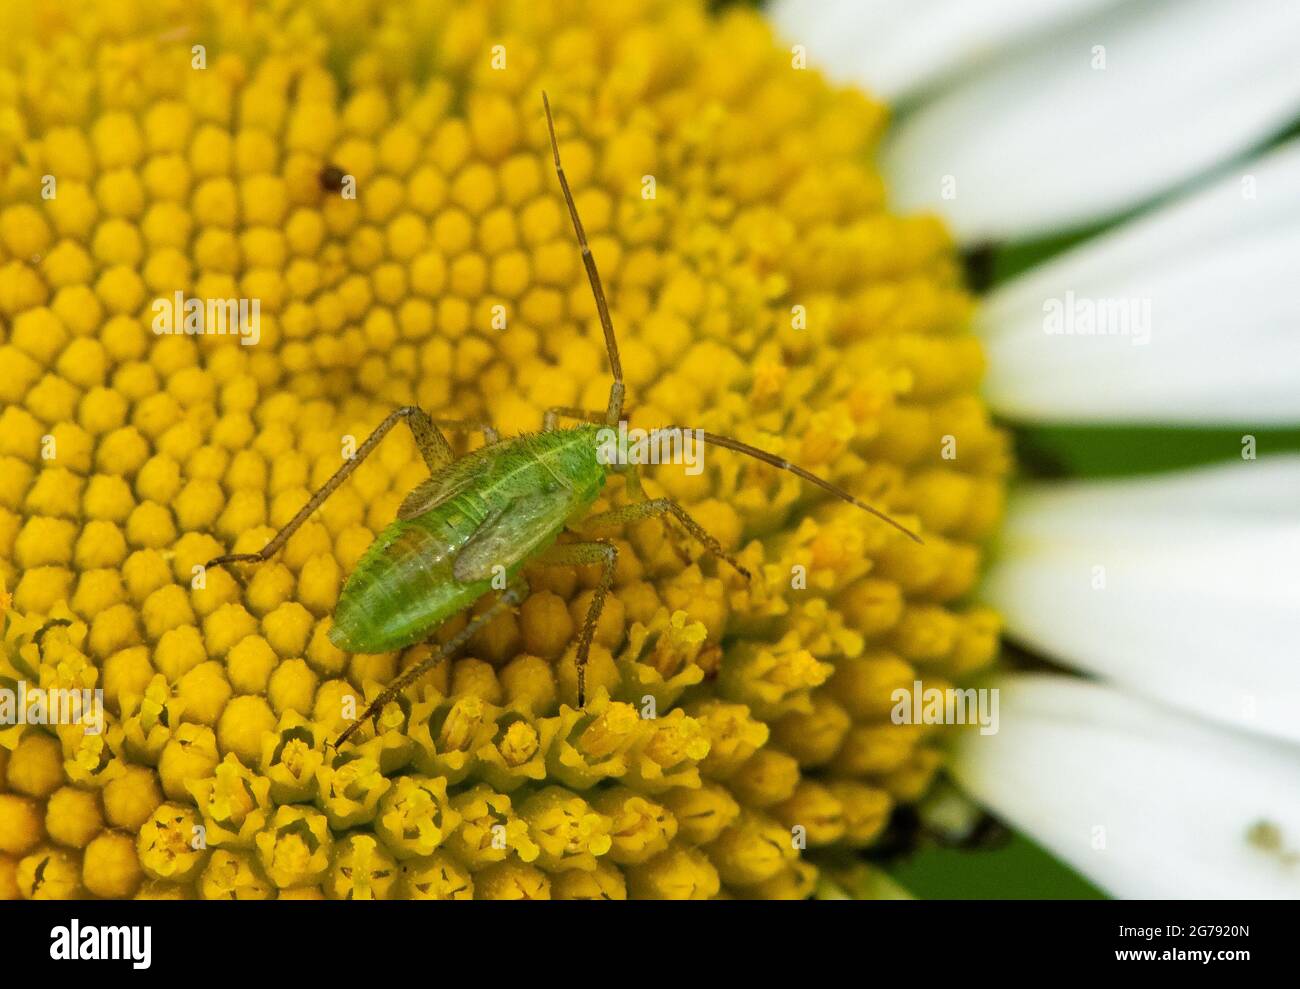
[[893, 833, 1104, 899]]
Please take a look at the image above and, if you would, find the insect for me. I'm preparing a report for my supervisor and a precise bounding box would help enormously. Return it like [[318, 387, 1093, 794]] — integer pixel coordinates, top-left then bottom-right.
[[206, 94, 920, 747]]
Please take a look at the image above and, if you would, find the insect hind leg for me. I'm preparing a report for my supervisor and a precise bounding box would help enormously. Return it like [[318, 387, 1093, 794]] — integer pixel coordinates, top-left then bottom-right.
[[333, 580, 529, 748], [205, 405, 455, 571]]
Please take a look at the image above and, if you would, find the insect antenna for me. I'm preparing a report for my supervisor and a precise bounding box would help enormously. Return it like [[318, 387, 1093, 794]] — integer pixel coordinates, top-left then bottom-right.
[[540, 93, 920, 546], [542, 91, 625, 426], [671, 427, 924, 544]]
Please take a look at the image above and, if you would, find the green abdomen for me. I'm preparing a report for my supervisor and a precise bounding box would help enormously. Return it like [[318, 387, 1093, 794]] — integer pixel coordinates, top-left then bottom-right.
[[327, 427, 606, 654], [328, 495, 498, 654]]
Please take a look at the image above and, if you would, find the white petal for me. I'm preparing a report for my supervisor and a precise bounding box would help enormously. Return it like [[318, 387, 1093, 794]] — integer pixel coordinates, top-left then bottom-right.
[[952, 674, 1300, 899], [768, 0, 1117, 101], [980, 139, 1300, 423], [882, 0, 1300, 242], [980, 458, 1300, 743]]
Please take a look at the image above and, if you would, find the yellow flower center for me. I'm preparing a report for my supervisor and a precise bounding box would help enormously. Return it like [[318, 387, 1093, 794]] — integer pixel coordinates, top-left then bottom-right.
[[0, 0, 1009, 900]]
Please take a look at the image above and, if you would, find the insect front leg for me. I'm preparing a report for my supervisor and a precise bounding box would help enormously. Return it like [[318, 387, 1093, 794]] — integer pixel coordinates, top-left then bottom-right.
[[576, 497, 752, 582], [205, 405, 455, 571], [333, 579, 529, 748], [432, 417, 500, 446], [530, 539, 619, 708], [541, 406, 609, 431]]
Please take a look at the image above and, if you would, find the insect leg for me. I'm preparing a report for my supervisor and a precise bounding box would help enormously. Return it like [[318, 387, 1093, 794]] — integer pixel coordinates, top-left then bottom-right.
[[614, 462, 646, 501], [431, 418, 499, 445], [577, 498, 751, 582], [530, 539, 618, 708], [605, 463, 693, 563], [333, 580, 529, 748], [542, 93, 625, 427], [205, 405, 454, 571], [541, 406, 608, 431]]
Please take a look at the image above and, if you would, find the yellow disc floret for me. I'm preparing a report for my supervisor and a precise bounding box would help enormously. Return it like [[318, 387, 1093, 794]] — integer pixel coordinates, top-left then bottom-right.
[[0, 0, 1008, 899]]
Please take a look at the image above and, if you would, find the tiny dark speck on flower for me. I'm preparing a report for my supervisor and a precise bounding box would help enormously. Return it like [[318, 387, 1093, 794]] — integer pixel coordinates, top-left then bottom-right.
[[318, 164, 346, 192]]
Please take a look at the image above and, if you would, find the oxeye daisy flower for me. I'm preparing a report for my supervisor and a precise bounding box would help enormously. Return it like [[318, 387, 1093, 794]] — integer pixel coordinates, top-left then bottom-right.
[[773, 0, 1300, 897], [0, 0, 1011, 900], [0, 0, 1284, 904]]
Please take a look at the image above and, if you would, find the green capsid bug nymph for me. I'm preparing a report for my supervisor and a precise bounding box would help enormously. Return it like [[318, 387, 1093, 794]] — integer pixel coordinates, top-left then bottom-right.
[[205, 93, 921, 748]]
